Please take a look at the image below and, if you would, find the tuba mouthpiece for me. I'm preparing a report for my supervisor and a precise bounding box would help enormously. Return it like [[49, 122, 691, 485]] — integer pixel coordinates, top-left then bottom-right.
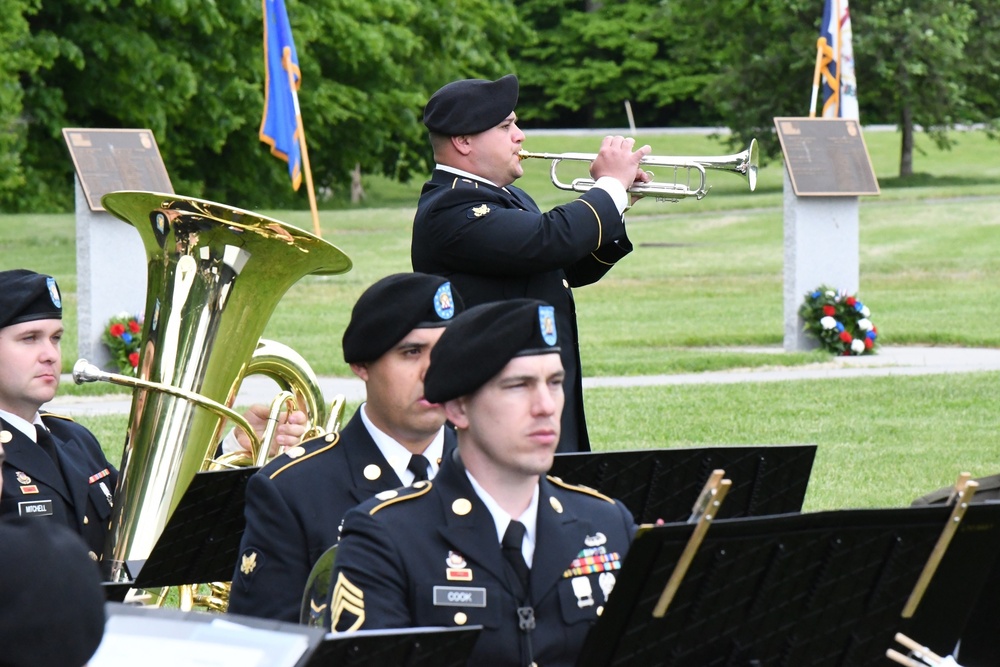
[[72, 359, 105, 385]]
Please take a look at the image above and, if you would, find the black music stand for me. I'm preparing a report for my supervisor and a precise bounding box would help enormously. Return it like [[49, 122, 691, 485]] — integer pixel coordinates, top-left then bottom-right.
[[954, 546, 1000, 666], [550, 445, 816, 524], [302, 625, 482, 667], [101, 467, 257, 600], [577, 503, 1000, 667], [911, 476, 1000, 666]]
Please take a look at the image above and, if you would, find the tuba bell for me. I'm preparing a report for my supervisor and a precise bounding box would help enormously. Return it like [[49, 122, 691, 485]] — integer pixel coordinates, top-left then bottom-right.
[[75, 191, 351, 585]]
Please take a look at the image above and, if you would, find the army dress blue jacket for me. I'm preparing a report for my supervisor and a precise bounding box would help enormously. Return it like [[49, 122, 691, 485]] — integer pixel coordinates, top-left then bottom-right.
[[228, 410, 458, 622], [331, 449, 636, 667], [0, 413, 117, 557], [411, 171, 633, 454]]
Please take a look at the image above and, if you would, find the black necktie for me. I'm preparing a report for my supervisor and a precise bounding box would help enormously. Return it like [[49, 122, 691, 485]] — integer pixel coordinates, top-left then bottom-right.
[[502, 520, 530, 600], [35, 425, 63, 474], [407, 454, 430, 483]]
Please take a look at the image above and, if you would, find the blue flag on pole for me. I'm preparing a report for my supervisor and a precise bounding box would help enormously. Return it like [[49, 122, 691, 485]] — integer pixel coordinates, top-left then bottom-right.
[[260, 0, 302, 190], [819, 0, 840, 118]]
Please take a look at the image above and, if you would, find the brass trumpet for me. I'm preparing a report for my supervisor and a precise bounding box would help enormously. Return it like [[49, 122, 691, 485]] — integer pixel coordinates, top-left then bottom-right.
[[518, 138, 759, 201]]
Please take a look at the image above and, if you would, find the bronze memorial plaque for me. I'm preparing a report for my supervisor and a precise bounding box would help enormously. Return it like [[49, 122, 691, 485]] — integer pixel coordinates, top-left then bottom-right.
[[773, 117, 880, 197], [62, 128, 174, 211]]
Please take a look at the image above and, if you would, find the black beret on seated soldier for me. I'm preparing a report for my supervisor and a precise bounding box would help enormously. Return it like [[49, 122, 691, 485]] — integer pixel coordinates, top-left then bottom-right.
[[342, 271, 464, 364], [0, 269, 63, 329], [422, 298, 561, 404]]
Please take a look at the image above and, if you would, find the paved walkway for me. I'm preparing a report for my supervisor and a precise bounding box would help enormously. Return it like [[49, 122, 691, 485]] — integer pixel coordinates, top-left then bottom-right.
[[48, 346, 1000, 417]]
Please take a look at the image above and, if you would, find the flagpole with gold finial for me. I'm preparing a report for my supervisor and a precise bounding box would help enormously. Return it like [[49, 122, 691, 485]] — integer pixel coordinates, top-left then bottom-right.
[[284, 61, 322, 238]]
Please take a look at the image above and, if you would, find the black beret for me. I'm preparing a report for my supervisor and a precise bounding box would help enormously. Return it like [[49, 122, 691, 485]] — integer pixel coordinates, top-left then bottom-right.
[[424, 299, 561, 403], [423, 74, 519, 135], [0, 269, 62, 330], [343, 273, 464, 364], [0, 519, 106, 667]]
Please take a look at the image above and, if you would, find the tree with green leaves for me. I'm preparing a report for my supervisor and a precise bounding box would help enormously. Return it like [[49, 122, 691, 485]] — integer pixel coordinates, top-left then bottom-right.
[[511, 0, 710, 129], [0, 0, 36, 198], [2, 0, 527, 213], [6, 0, 995, 212], [959, 0, 1000, 137], [662, 0, 998, 177], [854, 0, 977, 176], [512, 0, 997, 178]]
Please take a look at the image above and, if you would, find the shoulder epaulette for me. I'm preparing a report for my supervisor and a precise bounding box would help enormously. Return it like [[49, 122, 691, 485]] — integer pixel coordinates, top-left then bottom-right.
[[268, 431, 340, 480], [547, 475, 616, 504], [370, 481, 433, 515], [450, 177, 480, 190], [40, 412, 76, 423]]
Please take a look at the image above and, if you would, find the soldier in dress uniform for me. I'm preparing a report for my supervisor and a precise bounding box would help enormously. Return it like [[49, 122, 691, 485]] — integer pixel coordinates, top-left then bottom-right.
[[228, 272, 464, 622], [0, 269, 119, 560], [410, 73, 651, 454], [330, 299, 636, 667]]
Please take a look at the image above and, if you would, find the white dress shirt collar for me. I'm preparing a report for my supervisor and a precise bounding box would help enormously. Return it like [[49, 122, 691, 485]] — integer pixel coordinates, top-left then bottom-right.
[[359, 402, 444, 485], [465, 470, 539, 567], [0, 408, 41, 442], [435, 164, 500, 189]]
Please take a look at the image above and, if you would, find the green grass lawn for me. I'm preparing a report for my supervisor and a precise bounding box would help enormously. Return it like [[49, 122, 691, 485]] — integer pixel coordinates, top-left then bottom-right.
[[3, 127, 999, 514]]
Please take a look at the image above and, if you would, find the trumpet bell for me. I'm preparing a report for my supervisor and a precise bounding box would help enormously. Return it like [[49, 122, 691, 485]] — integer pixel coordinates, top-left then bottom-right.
[[731, 138, 758, 191]]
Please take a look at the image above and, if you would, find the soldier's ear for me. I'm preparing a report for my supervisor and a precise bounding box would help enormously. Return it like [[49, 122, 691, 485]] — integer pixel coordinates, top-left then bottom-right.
[[443, 398, 469, 430], [450, 134, 473, 156], [349, 362, 369, 382]]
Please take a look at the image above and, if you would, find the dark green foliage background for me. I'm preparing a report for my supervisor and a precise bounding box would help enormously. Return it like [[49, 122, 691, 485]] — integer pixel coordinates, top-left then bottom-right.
[[1, 0, 997, 212]]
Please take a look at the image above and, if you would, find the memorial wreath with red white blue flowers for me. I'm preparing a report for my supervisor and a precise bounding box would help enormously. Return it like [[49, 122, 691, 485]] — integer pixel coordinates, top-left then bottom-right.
[[102, 312, 143, 375], [798, 286, 878, 356]]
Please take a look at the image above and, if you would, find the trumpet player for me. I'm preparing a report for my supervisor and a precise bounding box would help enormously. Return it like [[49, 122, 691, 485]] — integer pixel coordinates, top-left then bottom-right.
[[411, 73, 650, 454]]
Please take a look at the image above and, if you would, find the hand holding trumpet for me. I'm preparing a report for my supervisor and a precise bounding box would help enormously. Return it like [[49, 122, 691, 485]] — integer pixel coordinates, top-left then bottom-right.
[[590, 135, 653, 193]]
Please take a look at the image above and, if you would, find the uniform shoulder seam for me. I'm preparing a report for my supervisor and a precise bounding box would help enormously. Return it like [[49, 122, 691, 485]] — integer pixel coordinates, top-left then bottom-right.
[[450, 177, 480, 189], [546, 475, 616, 504], [268, 433, 340, 479], [370, 482, 433, 515], [40, 412, 76, 423]]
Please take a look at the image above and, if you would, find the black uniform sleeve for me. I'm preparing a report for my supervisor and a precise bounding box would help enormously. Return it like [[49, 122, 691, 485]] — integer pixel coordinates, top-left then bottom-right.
[[227, 471, 313, 622], [328, 504, 414, 632], [416, 186, 626, 277]]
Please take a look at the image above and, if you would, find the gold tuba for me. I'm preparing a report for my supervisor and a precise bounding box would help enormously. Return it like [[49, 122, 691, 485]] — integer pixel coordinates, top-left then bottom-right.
[[75, 191, 351, 585]]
